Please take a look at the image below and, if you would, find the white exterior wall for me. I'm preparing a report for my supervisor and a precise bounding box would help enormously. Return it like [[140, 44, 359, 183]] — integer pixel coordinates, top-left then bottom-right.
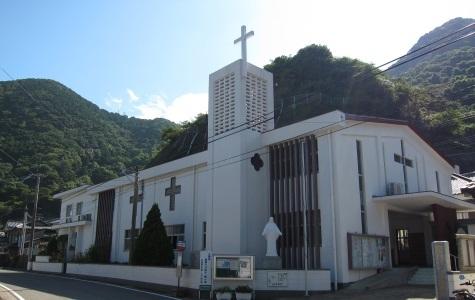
[[110, 165, 209, 265], [330, 122, 454, 283], [57, 191, 97, 258]]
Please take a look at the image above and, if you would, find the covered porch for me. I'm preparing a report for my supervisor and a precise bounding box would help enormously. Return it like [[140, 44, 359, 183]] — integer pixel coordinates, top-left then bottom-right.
[[373, 191, 475, 268]]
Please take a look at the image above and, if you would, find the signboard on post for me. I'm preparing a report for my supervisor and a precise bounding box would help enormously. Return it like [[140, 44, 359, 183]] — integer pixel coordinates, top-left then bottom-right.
[[176, 241, 185, 278], [213, 255, 254, 280], [199, 250, 213, 297], [175, 241, 185, 297]]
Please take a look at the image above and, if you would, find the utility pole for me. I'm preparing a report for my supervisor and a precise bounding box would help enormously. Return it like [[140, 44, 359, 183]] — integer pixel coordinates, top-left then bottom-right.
[[20, 203, 28, 256], [129, 166, 139, 264], [27, 174, 41, 270]]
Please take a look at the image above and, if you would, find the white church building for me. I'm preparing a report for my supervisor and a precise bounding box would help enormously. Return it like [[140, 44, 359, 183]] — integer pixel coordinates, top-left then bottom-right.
[[52, 27, 475, 290]]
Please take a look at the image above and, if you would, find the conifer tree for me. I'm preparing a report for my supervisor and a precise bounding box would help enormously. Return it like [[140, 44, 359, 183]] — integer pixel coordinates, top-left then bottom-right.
[[132, 203, 174, 266]]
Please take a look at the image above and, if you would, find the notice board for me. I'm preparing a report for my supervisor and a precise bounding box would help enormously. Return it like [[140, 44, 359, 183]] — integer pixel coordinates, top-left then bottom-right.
[[348, 233, 390, 269], [213, 255, 254, 280]]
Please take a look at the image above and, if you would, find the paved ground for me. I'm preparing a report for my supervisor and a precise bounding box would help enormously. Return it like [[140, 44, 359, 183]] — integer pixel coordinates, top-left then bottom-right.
[[0, 269, 179, 300], [0, 269, 436, 300], [277, 285, 436, 300]]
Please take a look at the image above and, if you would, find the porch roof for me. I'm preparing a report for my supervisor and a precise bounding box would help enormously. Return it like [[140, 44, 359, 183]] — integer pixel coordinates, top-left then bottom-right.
[[372, 191, 475, 212]]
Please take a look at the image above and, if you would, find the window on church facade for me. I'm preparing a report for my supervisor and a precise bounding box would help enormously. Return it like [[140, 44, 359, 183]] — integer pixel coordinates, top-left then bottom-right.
[[435, 171, 440, 192], [76, 202, 82, 216], [202, 221, 207, 250], [356, 140, 367, 234], [269, 135, 321, 270], [66, 204, 73, 223], [124, 228, 141, 251], [166, 224, 185, 249], [396, 229, 409, 251]]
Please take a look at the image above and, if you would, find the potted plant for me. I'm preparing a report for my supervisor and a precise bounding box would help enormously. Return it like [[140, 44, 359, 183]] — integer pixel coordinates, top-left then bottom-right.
[[235, 285, 253, 300], [214, 286, 232, 300]]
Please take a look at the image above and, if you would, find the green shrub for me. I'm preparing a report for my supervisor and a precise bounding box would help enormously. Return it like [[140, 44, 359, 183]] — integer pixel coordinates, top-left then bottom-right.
[[235, 285, 253, 293], [132, 203, 173, 266]]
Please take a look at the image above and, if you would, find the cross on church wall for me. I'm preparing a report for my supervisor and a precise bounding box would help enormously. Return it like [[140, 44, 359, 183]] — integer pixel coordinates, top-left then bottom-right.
[[165, 177, 181, 211]]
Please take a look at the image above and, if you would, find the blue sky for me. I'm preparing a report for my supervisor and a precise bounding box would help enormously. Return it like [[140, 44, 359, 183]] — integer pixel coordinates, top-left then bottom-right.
[[1, 0, 474, 122]]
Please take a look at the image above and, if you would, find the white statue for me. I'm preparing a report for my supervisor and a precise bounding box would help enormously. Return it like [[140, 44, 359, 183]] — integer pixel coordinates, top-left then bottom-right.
[[262, 217, 282, 257]]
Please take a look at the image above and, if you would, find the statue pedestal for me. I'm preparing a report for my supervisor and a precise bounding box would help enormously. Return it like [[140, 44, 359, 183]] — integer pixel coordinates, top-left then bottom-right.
[[262, 256, 282, 269]]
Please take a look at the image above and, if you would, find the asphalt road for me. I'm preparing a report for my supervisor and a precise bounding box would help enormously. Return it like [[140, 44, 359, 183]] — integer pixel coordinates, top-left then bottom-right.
[[0, 269, 179, 300]]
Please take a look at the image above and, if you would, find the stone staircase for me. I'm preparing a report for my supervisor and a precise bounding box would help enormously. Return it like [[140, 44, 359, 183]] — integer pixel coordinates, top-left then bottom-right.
[[347, 267, 416, 290], [408, 268, 434, 285]]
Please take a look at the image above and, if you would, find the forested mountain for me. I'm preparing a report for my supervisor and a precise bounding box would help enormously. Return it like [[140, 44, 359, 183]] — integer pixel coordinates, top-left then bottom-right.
[[388, 17, 475, 77], [0, 79, 172, 220]]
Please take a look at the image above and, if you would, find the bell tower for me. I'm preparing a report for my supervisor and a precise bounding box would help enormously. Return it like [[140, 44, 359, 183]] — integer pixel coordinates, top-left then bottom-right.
[[207, 26, 274, 256]]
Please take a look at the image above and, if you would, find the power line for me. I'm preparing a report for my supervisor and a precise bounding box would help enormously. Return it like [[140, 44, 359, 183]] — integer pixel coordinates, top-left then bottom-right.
[[358, 31, 475, 80], [0, 67, 44, 109], [373, 22, 475, 71], [0, 147, 22, 166], [93, 120, 364, 199], [0, 147, 35, 177]]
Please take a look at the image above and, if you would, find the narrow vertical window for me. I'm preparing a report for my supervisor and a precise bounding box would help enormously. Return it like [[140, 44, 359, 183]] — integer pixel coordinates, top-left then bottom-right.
[[356, 140, 367, 234], [435, 171, 440, 193], [76, 202, 83, 216], [202, 221, 207, 250], [66, 204, 72, 223]]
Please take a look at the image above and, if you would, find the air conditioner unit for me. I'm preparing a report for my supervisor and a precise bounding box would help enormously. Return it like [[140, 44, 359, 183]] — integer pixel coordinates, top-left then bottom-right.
[[387, 182, 403, 195]]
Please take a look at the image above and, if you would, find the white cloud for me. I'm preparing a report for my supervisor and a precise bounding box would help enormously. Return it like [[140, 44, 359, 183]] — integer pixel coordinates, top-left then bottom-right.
[[135, 93, 208, 123], [127, 88, 140, 102], [105, 96, 124, 112]]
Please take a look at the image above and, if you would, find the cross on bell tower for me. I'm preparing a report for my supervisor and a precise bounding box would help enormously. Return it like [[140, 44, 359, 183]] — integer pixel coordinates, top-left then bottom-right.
[[234, 25, 254, 74]]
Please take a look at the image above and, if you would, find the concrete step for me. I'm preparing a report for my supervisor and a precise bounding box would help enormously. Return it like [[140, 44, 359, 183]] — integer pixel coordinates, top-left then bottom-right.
[[408, 268, 434, 285], [347, 268, 417, 290]]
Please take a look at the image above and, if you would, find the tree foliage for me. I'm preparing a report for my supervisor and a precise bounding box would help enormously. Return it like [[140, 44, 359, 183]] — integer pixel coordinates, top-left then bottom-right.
[[147, 114, 208, 167], [132, 203, 173, 266]]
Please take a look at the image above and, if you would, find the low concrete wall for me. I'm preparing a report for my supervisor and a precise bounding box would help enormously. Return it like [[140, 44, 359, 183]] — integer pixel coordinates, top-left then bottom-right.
[[31, 262, 331, 292], [212, 270, 332, 292], [66, 263, 200, 289], [32, 262, 63, 273], [35, 256, 50, 263]]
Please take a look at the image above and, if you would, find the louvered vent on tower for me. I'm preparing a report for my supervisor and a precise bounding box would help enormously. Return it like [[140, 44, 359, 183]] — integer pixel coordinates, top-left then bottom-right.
[[245, 73, 268, 133], [213, 73, 236, 135]]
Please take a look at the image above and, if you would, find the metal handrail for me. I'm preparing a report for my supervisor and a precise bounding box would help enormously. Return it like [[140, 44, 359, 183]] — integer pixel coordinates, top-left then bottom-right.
[[450, 254, 459, 271]]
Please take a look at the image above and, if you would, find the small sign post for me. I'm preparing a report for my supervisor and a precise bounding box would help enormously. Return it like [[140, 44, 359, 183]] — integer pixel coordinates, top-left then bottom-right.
[[199, 250, 212, 299], [176, 241, 185, 297]]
